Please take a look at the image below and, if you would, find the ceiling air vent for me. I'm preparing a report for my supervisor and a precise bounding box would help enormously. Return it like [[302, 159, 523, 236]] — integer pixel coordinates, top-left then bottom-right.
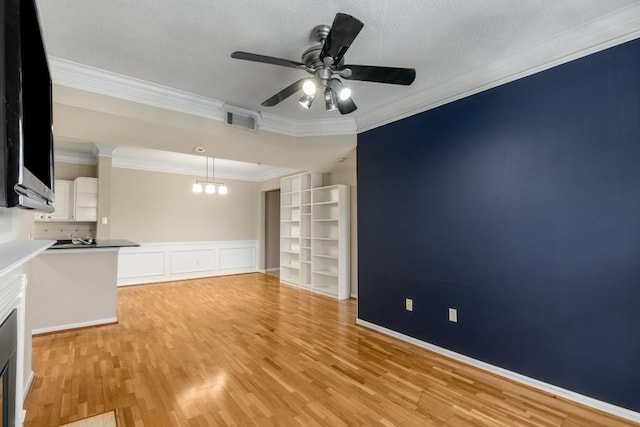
[[223, 105, 259, 132]]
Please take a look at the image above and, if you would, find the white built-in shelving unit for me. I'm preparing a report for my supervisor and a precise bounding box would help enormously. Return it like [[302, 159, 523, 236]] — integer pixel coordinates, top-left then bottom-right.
[[280, 172, 350, 300]]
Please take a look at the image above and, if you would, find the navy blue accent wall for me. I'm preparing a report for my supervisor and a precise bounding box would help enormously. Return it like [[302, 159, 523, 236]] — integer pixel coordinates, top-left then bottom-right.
[[357, 38, 640, 411]]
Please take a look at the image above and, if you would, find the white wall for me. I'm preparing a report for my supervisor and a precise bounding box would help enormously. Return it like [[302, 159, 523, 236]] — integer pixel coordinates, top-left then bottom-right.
[[0, 207, 33, 243]]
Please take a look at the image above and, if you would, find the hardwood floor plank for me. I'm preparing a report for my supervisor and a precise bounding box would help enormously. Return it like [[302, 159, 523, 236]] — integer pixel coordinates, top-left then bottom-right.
[[24, 273, 638, 426]]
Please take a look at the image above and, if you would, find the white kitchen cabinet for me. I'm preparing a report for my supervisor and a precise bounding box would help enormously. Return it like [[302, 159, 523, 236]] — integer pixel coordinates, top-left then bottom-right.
[[34, 179, 72, 221], [74, 177, 98, 222]]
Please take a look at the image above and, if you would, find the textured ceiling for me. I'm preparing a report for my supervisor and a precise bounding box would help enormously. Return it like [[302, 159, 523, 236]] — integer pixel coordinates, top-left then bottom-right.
[[36, 0, 639, 122]]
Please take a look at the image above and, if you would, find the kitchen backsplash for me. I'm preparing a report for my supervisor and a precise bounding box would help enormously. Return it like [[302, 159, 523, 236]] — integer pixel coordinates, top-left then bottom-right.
[[33, 222, 95, 239]]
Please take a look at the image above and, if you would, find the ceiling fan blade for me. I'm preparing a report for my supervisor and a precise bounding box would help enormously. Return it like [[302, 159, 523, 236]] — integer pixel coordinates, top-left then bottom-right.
[[337, 97, 357, 115], [261, 79, 306, 107], [231, 51, 307, 70], [343, 65, 416, 85], [321, 13, 364, 65]]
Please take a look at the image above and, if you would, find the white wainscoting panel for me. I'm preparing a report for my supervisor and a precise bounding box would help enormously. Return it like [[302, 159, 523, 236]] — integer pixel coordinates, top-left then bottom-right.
[[170, 248, 216, 274], [118, 250, 165, 279], [219, 246, 256, 270], [118, 240, 258, 286]]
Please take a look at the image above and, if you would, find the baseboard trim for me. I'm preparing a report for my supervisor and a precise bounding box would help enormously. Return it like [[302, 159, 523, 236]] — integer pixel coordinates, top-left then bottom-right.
[[356, 318, 640, 424], [23, 371, 34, 403], [350, 292, 357, 299], [32, 317, 118, 335]]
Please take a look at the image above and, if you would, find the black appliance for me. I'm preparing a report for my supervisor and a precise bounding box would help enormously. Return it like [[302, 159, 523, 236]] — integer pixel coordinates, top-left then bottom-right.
[[1, 0, 55, 212]]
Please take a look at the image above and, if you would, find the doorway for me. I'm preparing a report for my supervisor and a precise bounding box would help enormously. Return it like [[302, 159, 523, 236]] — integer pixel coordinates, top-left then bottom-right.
[[264, 189, 280, 276]]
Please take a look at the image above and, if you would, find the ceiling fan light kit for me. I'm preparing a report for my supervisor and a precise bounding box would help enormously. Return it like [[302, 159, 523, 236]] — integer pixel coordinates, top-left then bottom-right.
[[298, 93, 316, 109], [302, 80, 317, 95], [231, 13, 416, 115]]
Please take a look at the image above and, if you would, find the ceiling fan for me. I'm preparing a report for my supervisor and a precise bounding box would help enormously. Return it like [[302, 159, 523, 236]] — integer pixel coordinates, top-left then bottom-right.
[[231, 13, 416, 115]]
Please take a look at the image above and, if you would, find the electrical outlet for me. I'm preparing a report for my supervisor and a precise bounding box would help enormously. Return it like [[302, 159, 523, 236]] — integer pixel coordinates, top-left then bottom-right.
[[405, 298, 413, 311], [101, 217, 108, 225], [448, 308, 458, 323]]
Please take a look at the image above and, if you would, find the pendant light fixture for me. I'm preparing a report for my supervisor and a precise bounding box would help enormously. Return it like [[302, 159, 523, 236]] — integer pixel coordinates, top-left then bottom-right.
[[192, 157, 228, 195]]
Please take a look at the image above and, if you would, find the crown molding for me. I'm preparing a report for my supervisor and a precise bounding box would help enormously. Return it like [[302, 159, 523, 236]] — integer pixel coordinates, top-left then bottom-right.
[[256, 167, 301, 182], [259, 112, 357, 137], [93, 144, 116, 158], [54, 144, 296, 181], [49, 57, 226, 121], [356, 3, 640, 132], [54, 150, 97, 165], [111, 156, 296, 182], [49, 57, 356, 137]]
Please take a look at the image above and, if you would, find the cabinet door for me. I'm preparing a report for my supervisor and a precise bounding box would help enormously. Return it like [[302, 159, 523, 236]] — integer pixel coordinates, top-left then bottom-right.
[[74, 177, 98, 222], [49, 180, 72, 220]]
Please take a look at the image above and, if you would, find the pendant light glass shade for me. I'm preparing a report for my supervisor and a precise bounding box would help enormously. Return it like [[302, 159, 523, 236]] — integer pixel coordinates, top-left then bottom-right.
[[191, 156, 228, 195]]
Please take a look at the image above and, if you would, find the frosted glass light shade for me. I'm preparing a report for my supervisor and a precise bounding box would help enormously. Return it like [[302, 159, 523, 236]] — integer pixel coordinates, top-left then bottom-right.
[[192, 182, 203, 193], [338, 87, 351, 101], [302, 80, 316, 95], [218, 184, 228, 195], [205, 183, 216, 194]]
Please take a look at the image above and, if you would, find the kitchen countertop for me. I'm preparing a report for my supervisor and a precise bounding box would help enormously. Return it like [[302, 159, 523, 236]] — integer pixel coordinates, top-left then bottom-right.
[[47, 239, 140, 250], [0, 240, 55, 277]]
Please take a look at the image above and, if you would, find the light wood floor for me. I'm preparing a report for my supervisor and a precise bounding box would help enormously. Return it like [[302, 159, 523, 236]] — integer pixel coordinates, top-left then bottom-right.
[[25, 273, 636, 426]]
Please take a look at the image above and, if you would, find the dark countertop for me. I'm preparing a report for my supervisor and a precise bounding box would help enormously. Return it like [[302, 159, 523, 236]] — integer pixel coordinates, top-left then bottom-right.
[[47, 239, 140, 250]]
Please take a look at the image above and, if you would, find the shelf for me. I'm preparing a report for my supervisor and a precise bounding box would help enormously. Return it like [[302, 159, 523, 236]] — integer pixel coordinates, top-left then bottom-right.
[[313, 284, 339, 291], [280, 178, 348, 300], [281, 280, 300, 288], [313, 270, 338, 277], [313, 287, 339, 298]]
